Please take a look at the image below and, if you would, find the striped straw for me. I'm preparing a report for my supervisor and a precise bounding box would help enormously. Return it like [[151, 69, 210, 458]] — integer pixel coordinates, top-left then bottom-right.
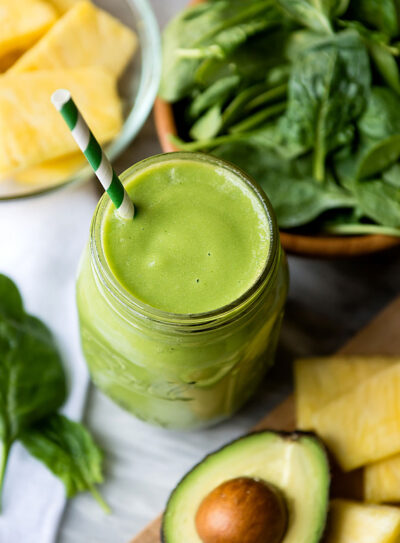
[[51, 89, 134, 220]]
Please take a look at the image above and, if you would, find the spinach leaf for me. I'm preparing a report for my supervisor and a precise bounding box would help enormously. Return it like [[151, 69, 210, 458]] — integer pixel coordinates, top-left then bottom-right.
[[353, 179, 400, 226], [21, 414, 109, 512], [275, 0, 341, 34], [338, 19, 400, 93], [188, 75, 240, 119], [347, 0, 400, 38], [160, 0, 278, 101], [359, 86, 400, 139], [0, 274, 23, 322], [369, 41, 400, 94], [195, 29, 289, 89], [357, 134, 400, 179], [279, 31, 370, 182], [213, 143, 355, 227], [0, 274, 107, 512], [0, 275, 66, 505], [383, 162, 400, 187], [356, 87, 400, 178], [190, 103, 223, 140]]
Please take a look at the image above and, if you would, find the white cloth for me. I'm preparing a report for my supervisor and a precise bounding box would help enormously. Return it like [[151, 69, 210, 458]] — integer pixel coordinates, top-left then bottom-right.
[[0, 181, 99, 543]]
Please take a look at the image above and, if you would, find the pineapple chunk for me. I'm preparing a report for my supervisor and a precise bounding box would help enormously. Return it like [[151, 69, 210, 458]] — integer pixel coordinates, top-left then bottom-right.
[[10, 1, 137, 77], [312, 364, 400, 471], [0, 1, 56, 61], [365, 455, 400, 504], [48, 0, 83, 14], [0, 68, 122, 175], [295, 357, 396, 429], [14, 153, 86, 185], [325, 500, 400, 543]]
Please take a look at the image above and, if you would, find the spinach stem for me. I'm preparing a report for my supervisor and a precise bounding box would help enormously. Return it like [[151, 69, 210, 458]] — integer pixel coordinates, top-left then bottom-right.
[[324, 223, 400, 237], [88, 483, 111, 514], [0, 441, 10, 512]]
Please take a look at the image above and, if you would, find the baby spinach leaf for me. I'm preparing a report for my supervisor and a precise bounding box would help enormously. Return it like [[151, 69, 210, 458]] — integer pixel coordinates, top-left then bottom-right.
[[188, 75, 240, 119], [21, 414, 109, 513], [279, 31, 370, 181], [347, 0, 400, 38], [276, 0, 336, 34], [355, 87, 400, 178], [0, 275, 66, 506], [356, 134, 400, 179], [0, 274, 23, 322], [382, 162, 400, 187], [160, 0, 278, 101], [213, 143, 355, 227], [353, 179, 400, 227], [369, 41, 400, 94], [195, 28, 289, 89], [189, 103, 223, 140], [338, 19, 400, 93]]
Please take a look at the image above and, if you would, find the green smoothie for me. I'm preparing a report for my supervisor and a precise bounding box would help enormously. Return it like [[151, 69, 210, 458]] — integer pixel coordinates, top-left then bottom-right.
[[102, 159, 270, 314], [77, 153, 288, 429]]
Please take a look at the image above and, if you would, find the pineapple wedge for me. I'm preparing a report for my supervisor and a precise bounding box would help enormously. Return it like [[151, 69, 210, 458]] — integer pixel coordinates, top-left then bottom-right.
[[365, 455, 400, 504], [325, 500, 400, 543], [0, 68, 122, 176], [14, 153, 86, 185], [0, 1, 56, 62], [312, 364, 400, 471], [10, 1, 137, 77], [295, 357, 396, 429]]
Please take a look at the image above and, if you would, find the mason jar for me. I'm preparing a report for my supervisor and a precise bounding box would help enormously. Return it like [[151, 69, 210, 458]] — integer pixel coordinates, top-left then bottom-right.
[[76, 153, 288, 429]]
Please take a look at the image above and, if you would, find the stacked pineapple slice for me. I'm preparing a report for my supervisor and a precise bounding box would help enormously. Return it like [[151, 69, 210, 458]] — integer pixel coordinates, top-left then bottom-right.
[[295, 355, 400, 542], [0, 0, 137, 187]]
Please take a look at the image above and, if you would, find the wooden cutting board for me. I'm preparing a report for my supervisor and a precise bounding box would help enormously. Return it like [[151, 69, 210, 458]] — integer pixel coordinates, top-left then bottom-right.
[[130, 296, 400, 543]]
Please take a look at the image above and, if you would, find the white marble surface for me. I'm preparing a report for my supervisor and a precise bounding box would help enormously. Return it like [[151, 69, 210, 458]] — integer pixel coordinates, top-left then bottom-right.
[[1, 1, 400, 542]]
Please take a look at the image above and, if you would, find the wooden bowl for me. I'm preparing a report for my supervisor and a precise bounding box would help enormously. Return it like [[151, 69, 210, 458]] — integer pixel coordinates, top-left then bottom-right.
[[154, 0, 400, 258]]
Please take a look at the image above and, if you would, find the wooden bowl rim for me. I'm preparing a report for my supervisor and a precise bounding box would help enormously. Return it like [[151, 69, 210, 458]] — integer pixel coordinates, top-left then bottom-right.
[[153, 14, 400, 258]]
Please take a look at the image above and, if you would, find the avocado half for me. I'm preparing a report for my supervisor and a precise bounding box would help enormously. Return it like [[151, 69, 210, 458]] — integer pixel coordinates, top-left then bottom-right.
[[162, 431, 330, 543]]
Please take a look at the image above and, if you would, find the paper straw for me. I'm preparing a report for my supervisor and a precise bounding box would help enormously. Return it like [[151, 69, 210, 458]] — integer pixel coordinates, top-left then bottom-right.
[[51, 89, 134, 220]]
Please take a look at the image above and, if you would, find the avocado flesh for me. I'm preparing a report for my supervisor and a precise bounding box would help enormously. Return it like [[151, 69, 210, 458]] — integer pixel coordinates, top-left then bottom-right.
[[162, 431, 330, 543]]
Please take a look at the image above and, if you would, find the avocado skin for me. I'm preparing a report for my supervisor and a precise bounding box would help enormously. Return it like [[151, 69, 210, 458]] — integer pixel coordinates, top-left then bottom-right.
[[161, 430, 331, 543]]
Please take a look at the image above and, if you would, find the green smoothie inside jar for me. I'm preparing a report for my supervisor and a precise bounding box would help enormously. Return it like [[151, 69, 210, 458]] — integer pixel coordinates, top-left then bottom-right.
[[77, 152, 288, 429]]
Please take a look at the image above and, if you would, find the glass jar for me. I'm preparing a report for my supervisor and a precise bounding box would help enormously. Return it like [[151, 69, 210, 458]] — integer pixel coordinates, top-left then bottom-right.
[[76, 153, 288, 429]]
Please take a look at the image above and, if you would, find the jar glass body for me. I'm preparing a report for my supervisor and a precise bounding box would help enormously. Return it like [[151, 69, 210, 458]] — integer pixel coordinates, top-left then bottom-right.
[[76, 153, 289, 429]]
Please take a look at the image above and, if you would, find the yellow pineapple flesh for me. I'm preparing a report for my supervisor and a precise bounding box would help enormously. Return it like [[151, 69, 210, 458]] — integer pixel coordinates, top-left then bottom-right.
[[365, 454, 400, 504], [325, 500, 400, 543], [9, 1, 137, 77], [312, 364, 400, 471], [0, 1, 56, 62], [14, 153, 86, 186], [295, 356, 396, 429], [47, 0, 83, 14], [0, 67, 122, 176]]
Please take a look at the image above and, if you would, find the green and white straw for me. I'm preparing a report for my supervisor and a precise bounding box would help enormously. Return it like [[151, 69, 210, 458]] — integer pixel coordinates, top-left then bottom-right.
[[51, 89, 134, 220]]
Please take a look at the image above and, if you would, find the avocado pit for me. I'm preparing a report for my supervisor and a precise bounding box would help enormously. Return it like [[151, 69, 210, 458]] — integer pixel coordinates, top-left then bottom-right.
[[195, 476, 288, 543]]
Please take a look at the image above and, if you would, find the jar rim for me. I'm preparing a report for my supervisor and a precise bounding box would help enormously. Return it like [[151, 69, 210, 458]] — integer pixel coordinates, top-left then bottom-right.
[[90, 152, 280, 327]]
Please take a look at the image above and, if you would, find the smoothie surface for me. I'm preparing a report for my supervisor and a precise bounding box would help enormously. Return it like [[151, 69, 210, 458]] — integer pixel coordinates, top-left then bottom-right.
[[102, 158, 270, 314]]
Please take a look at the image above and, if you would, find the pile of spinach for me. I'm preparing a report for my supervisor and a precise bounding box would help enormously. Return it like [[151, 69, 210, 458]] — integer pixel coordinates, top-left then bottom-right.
[[0, 274, 108, 512], [160, 0, 400, 236]]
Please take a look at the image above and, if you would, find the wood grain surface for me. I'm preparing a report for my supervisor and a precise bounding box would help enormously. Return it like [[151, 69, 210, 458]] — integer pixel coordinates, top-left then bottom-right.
[[130, 296, 400, 543]]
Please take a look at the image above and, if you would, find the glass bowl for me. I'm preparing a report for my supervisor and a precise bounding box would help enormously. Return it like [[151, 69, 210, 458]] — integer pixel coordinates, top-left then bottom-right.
[[0, 0, 161, 200]]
